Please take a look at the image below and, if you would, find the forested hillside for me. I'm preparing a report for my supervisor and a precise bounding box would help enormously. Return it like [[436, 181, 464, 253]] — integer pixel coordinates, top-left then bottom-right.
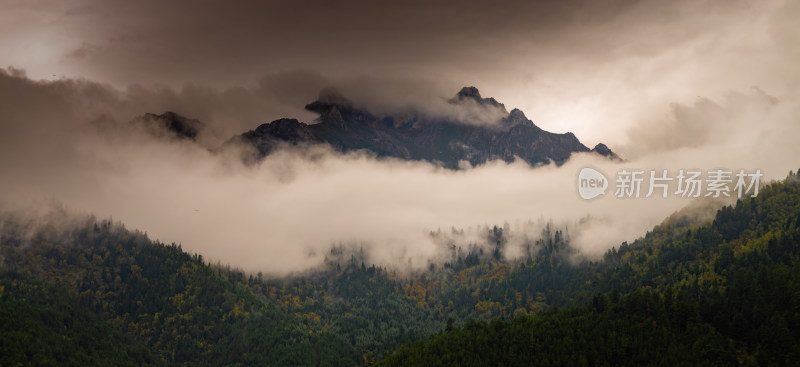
[[0, 271, 163, 366], [3, 171, 800, 365], [0, 215, 361, 366], [379, 171, 800, 366]]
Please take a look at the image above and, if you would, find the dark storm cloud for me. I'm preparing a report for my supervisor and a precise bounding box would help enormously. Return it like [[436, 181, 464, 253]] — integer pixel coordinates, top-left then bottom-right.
[[4, 0, 796, 149], [0, 66, 333, 143], [0, 0, 756, 87], [55, 0, 581, 85]]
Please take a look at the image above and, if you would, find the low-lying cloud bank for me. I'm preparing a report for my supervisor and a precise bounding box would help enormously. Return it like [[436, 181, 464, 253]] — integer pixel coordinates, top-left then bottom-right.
[[1, 68, 799, 275]]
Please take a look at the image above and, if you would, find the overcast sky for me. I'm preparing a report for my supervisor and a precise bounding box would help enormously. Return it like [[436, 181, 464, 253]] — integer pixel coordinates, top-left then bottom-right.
[[2, 0, 799, 274], [1, 0, 798, 147]]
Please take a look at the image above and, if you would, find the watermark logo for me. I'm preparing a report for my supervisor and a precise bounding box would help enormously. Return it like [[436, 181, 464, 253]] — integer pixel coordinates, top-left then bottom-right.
[[577, 167, 763, 200], [578, 167, 609, 200]]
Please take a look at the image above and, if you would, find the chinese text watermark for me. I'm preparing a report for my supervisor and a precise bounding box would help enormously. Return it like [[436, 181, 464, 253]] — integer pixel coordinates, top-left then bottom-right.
[[578, 168, 763, 200]]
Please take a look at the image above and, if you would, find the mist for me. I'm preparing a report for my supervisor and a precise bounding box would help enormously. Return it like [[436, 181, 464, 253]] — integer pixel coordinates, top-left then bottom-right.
[[1, 66, 799, 275], [1, 0, 800, 275]]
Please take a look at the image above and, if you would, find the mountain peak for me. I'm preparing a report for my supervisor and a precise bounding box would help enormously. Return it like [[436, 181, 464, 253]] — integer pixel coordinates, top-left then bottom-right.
[[451, 86, 506, 111], [254, 118, 306, 134], [305, 87, 357, 116], [456, 86, 482, 99], [232, 86, 619, 168], [508, 108, 525, 118], [591, 143, 620, 160], [501, 108, 535, 128], [507, 108, 527, 122], [134, 111, 204, 141]]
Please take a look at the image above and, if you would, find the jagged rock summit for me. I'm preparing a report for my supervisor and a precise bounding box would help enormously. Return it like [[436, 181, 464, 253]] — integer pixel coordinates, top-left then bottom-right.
[[132, 111, 205, 141], [224, 87, 619, 168], [450, 86, 507, 111]]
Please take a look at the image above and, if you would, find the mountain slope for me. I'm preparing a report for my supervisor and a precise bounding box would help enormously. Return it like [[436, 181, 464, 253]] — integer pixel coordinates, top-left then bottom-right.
[[0, 271, 164, 366], [229, 87, 617, 168], [4, 172, 800, 365], [377, 172, 800, 366], [377, 290, 740, 367], [0, 214, 362, 366]]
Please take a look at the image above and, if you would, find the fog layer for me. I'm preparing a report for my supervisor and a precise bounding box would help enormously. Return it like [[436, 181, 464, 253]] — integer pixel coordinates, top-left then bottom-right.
[[2, 68, 799, 274]]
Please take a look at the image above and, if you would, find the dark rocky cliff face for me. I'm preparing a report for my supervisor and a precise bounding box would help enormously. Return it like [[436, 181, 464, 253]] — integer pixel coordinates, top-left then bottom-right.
[[132, 111, 205, 141], [227, 87, 618, 168]]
